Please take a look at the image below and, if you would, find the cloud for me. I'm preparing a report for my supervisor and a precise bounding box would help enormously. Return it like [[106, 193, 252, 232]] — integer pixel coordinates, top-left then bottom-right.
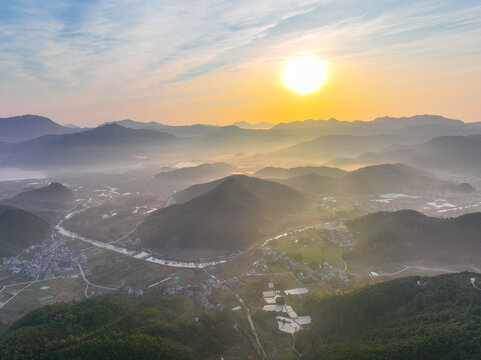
[[1, 0, 481, 121]]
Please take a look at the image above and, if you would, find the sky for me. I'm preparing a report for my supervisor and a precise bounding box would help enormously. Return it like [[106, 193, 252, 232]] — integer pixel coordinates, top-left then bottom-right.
[[1, 0, 481, 126]]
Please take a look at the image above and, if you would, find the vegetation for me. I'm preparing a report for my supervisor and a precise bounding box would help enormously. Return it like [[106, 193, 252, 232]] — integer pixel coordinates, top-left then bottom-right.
[[138, 175, 311, 252], [0, 205, 51, 257], [281, 163, 474, 195], [0, 294, 234, 360], [254, 165, 346, 179], [2, 183, 74, 216], [298, 272, 481, 359], [344, 210, 481, 264], [155, 162, 234, 181]]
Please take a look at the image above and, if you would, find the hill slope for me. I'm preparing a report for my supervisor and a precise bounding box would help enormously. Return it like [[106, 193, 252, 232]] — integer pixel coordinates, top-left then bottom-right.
[[138, 175, 311, 254], [155, 163, 236, 196], [344, 210, 481, 264], [111, 119, 219, 137], [280, 164, 474, 195], [0, 295, 234, 360], [0, 205, 51, 257], [264, 134, 401, 162], [340, 163, 473, 194], [2, 183, 74, 220], [156, 162, 234, 182], [338, 135, 481, 175], [0, 115, 78, 142], [254, 165, 347, 179], [299, 272, 481, 360], [4, 124, 175, 167]]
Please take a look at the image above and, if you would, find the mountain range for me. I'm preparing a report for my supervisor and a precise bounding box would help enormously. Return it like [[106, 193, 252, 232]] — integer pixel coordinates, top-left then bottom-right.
[[231, 121, 274, 129], [332, 134, 481, 175], [275, 163, 474, 195], [3, 113, 481, 171], [109, 119, 219, 137], [155, 162, 235, 182], [262, 134, 411, 162], [1, 123, 175, 168], [254, 165, 347, 179], [0, 115, 80, 142]]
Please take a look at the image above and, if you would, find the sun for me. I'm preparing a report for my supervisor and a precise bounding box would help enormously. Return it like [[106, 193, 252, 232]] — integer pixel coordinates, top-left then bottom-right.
[[283, 56, 326, 94]]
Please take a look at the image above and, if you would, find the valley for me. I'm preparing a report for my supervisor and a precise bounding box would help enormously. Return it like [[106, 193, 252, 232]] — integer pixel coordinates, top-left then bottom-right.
[[1, 160, 477, 359], [1, 114, 481, 359]]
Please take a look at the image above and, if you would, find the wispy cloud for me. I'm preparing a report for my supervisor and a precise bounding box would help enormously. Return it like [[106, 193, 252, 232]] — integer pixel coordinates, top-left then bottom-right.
[[1, 1, 481, 123]]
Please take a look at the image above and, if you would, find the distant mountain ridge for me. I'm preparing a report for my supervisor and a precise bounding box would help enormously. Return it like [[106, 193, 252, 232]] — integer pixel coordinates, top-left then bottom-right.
[[261, 163, 474, 195], [263, 134, 408, 162], [153, 162, 236, 196], [231, 121, 274, 129], [335, 134, 481, 174], [254, 165, 347, 179], [0, 115, 80, 142], [107, 119, 219, 137], [273, 114, 469, 131], [155, 162, 234, 182], [2, 123, 175, 168]]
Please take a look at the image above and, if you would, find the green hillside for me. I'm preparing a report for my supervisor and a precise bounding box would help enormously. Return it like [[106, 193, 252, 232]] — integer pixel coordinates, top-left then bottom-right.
[[2, 182, 74, 213], [0, 205, 51, 257], [344, 210, 481, 264], [0, 295, 233, 360], [299, 272, 481, 360], [138, 175, 311, 253], [280, 163, 474, 195]]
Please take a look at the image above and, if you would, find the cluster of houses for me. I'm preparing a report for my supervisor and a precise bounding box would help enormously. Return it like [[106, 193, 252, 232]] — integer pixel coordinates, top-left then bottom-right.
[[319, 226, 354, 249], [161, 277, 225, 311], [260, 248, 349, 283], [261, 283, 312, 334], [2, 239, 86, 280]]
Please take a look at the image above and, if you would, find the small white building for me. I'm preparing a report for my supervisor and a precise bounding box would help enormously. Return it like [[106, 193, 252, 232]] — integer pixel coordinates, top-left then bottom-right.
[[284, 288, 308, 296]]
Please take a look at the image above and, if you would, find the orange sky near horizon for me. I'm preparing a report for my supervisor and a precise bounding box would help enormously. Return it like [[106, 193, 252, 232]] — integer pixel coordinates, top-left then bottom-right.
[[56, 55, 479, 126], [1, 1, 481, 126]]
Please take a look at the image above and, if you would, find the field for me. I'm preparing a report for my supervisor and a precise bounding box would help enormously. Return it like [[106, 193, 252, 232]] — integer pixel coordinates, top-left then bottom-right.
[[270, 229, 344, 268]]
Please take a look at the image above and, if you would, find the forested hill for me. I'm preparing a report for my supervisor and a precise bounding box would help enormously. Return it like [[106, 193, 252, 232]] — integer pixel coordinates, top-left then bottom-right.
[[344, 210, 481, 264], [299, 272, 481, 360], [0, 205, 51, 257], [138, 175, 311, 253], [0, 295, 234, 360], [2, 182, 74, 213]]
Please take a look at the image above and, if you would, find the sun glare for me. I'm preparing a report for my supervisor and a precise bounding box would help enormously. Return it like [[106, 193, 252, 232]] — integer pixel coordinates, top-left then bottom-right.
[[283, 56, 326, 94]]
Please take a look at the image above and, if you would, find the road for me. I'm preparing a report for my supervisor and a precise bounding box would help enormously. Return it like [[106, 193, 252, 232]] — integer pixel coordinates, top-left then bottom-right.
[[0, 282, 34, 309], [77, 261, 119, 297], [0, 273, 81, 310], [471, 277, 481, 290], [57, 203, 321, 270], [203, 269, 270, 360], [57, 220, 227, 269], [370, 264, 458, 277]]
